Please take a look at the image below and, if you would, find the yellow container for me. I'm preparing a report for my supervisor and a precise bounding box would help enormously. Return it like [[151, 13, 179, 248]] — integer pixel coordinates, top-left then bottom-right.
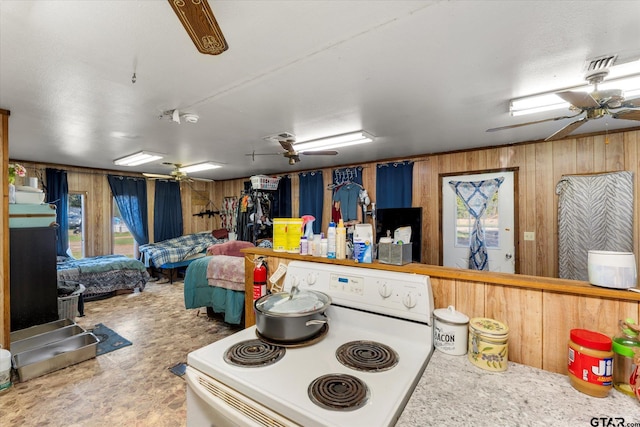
[[468, 317, 509, 372], [272, 218, 288, 252], [286, 218, 303, 253]]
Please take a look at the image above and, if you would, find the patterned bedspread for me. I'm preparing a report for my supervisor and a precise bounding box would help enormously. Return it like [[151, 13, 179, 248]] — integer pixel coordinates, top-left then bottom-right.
[[138, 232, 222, 268], [57, 255, 150, 298]]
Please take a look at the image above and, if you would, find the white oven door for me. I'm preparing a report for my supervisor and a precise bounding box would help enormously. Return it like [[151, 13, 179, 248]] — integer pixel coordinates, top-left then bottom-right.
[[185, 366, 299, 427]]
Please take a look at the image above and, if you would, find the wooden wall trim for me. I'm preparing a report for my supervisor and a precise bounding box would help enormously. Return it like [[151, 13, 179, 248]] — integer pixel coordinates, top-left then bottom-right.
[[1, 110, 9, 349]]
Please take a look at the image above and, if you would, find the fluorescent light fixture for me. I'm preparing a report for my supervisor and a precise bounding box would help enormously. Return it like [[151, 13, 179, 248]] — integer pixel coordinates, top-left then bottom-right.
[[114, 151, 164, 166], [180, 162, 221, 173], [293, 131, 374, 152], [510, 73, 640, 116]]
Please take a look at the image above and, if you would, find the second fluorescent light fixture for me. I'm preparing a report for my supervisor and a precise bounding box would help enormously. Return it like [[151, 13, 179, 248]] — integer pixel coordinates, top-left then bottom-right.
[[510, 73, 640, 116], [293, 131, 374, 152], [114, 151, 164, 166], [180, 162, 222, 173]]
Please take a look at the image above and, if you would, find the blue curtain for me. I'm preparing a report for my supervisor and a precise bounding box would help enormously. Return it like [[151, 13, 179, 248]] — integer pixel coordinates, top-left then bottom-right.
[[107, 175, 149, 245], [298, 171, 323, 234], [376, 161, 413, 208], [274, 175, 292, 217], [45, 168, 69, 256], [153, 180, 183, 242]]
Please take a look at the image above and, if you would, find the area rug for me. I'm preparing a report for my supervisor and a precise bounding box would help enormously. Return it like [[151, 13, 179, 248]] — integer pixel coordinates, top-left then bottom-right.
[[92, 323, 132, 356]]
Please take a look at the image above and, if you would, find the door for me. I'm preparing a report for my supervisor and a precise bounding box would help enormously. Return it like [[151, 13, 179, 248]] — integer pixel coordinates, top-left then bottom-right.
[[442, 171, 515, 273]]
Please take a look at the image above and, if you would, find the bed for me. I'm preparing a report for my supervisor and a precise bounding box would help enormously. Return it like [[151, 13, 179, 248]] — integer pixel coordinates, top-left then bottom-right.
[[138, 231, 223, 269], [57, 255, 150, 299], [183, 240, 254, 325]]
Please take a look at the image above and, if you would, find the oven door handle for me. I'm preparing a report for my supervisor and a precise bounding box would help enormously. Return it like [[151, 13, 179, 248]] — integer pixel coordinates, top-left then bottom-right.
[[185, 366, 298, 427]]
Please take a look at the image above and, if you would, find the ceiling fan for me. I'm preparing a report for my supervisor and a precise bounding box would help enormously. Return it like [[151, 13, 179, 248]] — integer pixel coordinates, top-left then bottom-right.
[[247, 134, 338, 165], [487, 71, 640, 141], [168, 0, 228, 55], [143, 163, 214, 182]]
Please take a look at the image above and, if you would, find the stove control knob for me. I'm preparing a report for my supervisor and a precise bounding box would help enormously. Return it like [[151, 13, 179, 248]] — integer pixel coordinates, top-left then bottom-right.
[[402, 291, 417, 308], [306, 273, 318, 285], [378, 282, 392, 298]]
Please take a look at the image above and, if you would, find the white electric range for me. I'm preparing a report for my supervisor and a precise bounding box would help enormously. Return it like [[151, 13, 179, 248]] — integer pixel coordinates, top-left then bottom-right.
[[186, 261, 434, 427]]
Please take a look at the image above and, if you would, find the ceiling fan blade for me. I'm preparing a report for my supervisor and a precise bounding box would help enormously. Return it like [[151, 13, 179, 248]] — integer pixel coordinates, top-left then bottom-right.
[[168, 0, 228, 55], [486, 113, 582, 132], [612, 109, 640, 121], [279, 139, 295, 152], [300, 150, 338, 156], [621, 97, 640, 108], [545, 117, 589, 141], [190, 177, 215, 182], [555, 91, 601, 109], [143, 173, 173, 179]]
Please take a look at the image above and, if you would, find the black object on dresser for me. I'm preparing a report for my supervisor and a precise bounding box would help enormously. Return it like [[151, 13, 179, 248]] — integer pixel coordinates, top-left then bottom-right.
[[10, 226, 59, 331]]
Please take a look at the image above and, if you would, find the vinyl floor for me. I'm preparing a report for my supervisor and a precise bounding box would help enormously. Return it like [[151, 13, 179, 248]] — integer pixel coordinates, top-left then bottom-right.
[[0, 280, 241, 427]]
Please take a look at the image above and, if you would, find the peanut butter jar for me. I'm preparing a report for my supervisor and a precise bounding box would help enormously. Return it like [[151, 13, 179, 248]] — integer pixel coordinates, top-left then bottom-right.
[[567, 329, 613, 398]]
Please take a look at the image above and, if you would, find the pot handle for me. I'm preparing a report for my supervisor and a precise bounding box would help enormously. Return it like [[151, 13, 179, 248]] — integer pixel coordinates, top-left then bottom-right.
[[306, 314, 329, 327], [306, 319, 327, 326]]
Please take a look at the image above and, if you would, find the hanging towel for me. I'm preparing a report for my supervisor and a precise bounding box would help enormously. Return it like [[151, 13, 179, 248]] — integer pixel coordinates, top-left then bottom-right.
[[556, 171, 634, 281]]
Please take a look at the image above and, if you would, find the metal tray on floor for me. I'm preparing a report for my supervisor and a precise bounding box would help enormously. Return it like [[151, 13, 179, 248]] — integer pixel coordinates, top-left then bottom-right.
[[12, 332, 98, 382], [10, 318, 76, 343], [11, 324, 87, 355]]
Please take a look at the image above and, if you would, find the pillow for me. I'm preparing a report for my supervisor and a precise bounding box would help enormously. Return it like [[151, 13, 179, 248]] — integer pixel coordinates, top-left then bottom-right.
[[211, 228, 228, 240]]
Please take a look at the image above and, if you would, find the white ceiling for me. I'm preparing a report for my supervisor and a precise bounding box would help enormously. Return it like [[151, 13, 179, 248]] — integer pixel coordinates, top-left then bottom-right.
[[1, 0, 640, 181]]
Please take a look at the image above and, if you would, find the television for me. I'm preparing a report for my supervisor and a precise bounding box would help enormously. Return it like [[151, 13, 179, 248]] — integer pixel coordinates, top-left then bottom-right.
[[375, 207, 422, 262]]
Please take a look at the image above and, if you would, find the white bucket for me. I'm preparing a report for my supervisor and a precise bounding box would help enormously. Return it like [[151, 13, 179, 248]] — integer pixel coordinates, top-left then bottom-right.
[[0, 348, 11, 391], [588, 250, 637, 289]]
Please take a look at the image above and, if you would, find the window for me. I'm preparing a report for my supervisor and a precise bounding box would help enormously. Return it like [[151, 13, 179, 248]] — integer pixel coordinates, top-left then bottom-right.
[[68, 193, 85, 258], [112, 199, 135, 258], [454, 191, 499, 248]]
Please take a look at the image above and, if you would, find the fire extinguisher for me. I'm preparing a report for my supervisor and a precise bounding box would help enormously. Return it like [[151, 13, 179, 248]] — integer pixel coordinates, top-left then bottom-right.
[[253, 257, 268, 301]]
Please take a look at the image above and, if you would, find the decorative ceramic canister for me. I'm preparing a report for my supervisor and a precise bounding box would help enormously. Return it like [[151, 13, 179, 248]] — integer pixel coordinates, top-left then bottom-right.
[[433, 306, 469, 356], [468, 317, 510, 372]]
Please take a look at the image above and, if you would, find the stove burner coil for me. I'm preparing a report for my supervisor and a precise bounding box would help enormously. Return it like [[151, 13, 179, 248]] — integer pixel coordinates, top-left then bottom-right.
[[223, 339, 286, 367], [308, 374, 369, 411], [336, 340, 399, 372]]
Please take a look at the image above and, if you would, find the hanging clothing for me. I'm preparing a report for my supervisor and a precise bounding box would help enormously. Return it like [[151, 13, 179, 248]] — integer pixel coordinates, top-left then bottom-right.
[[332, 183, 361, 221]]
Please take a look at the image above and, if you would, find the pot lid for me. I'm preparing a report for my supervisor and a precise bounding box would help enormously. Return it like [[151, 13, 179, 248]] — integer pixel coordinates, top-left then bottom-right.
[[255, 290, 331, 315], [469, 317, 509, 337], [433, 305, 469, 324]]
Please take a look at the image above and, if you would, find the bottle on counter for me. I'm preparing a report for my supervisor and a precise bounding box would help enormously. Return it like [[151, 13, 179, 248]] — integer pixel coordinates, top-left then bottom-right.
[[320, 237, 328, 257], [336, 219, 346, 260], [613, 319, 640, 396], [327, 222, 336, 259], [299, 236, 308, 255]]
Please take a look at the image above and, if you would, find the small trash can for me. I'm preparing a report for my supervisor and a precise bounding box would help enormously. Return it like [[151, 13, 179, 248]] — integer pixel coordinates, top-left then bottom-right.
[[58, 284, 85, 320]]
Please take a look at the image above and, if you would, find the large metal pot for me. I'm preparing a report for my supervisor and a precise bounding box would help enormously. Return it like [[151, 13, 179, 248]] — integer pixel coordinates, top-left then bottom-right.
[[254, 290, 331, 342]]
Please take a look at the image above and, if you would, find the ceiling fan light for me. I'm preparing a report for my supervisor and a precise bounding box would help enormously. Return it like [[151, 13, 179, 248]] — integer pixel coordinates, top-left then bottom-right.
[[180, 162, 222, 173], [114, 151, 164, 166], [293, 131, 374, 152], [510, 72, 640, 116]]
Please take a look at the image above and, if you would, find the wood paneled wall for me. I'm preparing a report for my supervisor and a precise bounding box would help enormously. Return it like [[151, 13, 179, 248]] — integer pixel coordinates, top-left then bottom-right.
[[215, 128, 640, 279]]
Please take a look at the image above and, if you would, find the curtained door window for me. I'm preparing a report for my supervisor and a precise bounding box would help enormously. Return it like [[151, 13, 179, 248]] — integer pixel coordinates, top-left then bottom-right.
[[45, 168, 69, 256], [376, 161, 413, 208], [154, 180, 183, 242], [449, 177, 504, 271], [298, 171, 323, 234], [107, 175, 149, 246]]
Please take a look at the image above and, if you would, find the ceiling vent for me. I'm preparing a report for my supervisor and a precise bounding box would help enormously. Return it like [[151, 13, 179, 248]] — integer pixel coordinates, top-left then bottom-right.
[[583, 54, 617, 84]]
